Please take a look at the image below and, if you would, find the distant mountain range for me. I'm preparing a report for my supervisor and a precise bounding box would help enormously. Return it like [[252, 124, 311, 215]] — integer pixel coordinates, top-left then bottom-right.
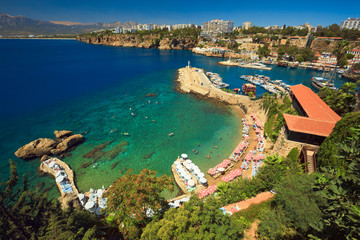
[[0, 13, 138, 36]]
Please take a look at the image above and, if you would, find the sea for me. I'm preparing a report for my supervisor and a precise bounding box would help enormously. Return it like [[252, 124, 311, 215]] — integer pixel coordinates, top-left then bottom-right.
[[0, 39, 348, 198]]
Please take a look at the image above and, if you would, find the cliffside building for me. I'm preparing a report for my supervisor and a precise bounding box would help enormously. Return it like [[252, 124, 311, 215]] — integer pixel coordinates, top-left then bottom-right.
[[340, 18, 360, 30]]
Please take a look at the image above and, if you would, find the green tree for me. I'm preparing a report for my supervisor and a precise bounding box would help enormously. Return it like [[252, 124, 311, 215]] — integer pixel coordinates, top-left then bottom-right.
[[104, 169, 174, 239], [317, 111, 360, 171], [0, 160, 101, 240], [333, 40, 350, 67], [311, 126, 360, 240], [318, 82, 357, 116], [141, 196, 244, 239], [258, 43, 271, 59], [258, 174, 325, 239]]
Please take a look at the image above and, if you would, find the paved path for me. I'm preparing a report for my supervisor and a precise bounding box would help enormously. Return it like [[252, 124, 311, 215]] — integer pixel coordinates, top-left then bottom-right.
[[222, 191, 274, 214]]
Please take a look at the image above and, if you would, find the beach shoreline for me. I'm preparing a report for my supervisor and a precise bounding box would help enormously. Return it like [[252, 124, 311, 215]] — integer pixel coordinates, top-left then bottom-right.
[[175, 66, 267, 187]]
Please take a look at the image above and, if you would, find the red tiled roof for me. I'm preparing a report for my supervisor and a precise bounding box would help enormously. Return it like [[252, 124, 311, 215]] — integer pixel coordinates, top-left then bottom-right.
[[316, 37, 343, 40], [283, 114, 336, 137], [284, 84, 341, 137], [290, 85, 341, 122]]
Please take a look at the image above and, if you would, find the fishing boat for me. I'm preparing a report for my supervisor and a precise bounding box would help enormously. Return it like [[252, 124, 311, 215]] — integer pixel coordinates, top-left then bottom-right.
[[277, 61, 288, 67], [206, 71, 230, 89], [311, 77, 336, 90], [242, 83, 256, 96]]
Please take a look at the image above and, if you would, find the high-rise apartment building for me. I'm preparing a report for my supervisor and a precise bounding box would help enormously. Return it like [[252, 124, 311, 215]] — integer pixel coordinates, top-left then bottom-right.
[[243, 21, 252, 30], [340, 18, 360, 30], [202, 19, 234, 34]]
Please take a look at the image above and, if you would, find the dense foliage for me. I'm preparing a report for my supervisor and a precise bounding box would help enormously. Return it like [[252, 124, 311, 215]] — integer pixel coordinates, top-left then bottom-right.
[[0, 161, 100, 240], [315, 24, 360, 41], [318, 82, 357, 116], [317, 111, 360, 170], [258, 43, 271, 59], [141, 196, 244, 240], [104, 169, 174, 239], [258, 174, 325, 239], [261, 93, 296, 142], [258, 125, 360, 240], [277, 44, 316, 62], [216, 150, 301, 205]]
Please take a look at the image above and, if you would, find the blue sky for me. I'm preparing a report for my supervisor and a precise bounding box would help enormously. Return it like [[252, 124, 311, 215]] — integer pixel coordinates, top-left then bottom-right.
[[2, 0, 359, 27]]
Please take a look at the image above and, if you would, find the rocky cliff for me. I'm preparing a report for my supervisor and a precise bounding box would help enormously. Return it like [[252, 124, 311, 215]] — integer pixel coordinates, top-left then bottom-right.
[[77, 34, 197, 50]]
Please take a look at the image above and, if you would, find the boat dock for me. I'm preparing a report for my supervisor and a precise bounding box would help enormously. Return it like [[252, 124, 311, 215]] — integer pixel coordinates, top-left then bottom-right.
[[177, 66, 250, 106]]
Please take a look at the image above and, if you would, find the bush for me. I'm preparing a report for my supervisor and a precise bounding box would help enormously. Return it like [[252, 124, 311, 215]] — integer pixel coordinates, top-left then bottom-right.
[[286, 147, 300, 162], [317, 111, 360, 170]]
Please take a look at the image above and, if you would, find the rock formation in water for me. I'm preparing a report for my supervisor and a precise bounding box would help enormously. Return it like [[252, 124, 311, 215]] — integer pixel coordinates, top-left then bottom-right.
[[54, 130, 73, 139], [14, 130, 84, 160], [15, 138, 57, 159]]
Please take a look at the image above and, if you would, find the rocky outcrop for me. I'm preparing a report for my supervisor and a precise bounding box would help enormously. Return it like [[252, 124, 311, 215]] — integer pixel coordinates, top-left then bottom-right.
[[51, 134, 84, 155], [54, 130, 72, 139], [15, 131, 84, 160], [76, 34, 197, 50], [15, 138, 57, 159]]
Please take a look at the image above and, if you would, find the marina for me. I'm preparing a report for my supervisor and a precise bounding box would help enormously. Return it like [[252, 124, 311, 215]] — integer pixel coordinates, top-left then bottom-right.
[[206, 71, 230, 88], [240, 74, 290, 95]]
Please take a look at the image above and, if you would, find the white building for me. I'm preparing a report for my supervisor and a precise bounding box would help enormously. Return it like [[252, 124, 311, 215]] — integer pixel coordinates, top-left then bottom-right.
[[340, 18, 360, 30], [201, 19, 234, 38], [243, 21, 252, 30]]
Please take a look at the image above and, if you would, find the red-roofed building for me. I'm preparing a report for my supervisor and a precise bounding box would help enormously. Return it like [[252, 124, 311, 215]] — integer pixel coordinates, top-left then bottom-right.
[[283, 84, 341, 145], [316, 37, 343, 41]]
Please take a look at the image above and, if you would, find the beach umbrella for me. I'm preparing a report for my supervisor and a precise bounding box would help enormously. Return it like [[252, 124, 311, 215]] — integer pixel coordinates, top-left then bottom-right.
[[55, 171, 64, 178], [181, 153, 188, 159], [199, 177, 207, 184], [56, 175, 65, 183], [186, 164, 193, 171], [97, 189, 103, 198], [184, 174, 191, 180], [48, 161, 56, 169], [185, 159, 192, 164], [198, 172, 205, 178], [193, 168, 201, 175], [188, 180, 195, 187], [78, 193, 85, 200], [85, 201, 95, 210], [218, 167, 225, 172], [208, 168, 216, 175]]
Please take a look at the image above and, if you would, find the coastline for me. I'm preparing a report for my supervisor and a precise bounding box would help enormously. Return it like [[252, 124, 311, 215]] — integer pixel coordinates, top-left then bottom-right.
[[175, 66, 267, 187]]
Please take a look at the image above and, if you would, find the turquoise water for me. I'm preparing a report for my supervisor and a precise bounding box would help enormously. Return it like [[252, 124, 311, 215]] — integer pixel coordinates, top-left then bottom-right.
[[0, 39, 348, 197], [0, 40, 241, 196]]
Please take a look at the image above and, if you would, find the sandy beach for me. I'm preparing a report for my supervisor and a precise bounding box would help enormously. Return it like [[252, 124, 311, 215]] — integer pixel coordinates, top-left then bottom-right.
[[176, 66, 266, 187]]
